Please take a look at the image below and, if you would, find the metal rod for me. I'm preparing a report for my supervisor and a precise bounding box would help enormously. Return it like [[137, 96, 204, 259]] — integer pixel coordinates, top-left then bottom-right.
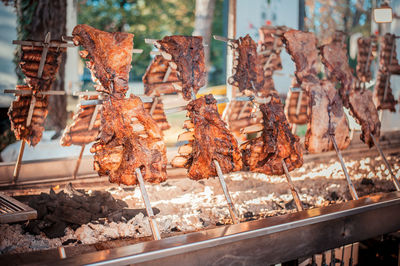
[[73, 145, 85, 180], [12, 40, 75, 48], [150, 51, 161, 56], [26, 95, 36, 127], [37, 32, 51, 78], [145, 38, 158, 44], [370, 133, 400, 191], [132, 49, 143, 54], [149, 96, 159, 116], [330, 135, 359, 200], [330, 248, 336, 266], [13, 141, 26, 184], [291, 123, 297, 135], [88, 105, 100, 131], [213, 160, 240, 224], [282, 160, 304, 211], [213, 35, 235, 43], [135, 168, 161, 240], [162, 66, 172, 82], [4, 89, 66, 96]]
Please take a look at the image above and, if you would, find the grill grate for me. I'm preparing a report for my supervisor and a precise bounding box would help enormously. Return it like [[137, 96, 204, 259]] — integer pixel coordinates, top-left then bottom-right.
[[0, 192, 37, 223]]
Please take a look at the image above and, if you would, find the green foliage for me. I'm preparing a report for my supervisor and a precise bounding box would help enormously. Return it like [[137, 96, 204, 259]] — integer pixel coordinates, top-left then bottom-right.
[[78, 0, 196, 80], [208, 0, 225, 86]]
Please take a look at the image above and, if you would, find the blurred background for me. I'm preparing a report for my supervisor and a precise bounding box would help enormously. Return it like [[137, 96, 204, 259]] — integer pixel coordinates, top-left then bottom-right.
[[0, 0, 398, 161]]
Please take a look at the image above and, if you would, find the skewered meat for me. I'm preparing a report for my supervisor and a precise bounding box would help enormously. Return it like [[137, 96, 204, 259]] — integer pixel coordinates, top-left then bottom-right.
[[373, 33, 398, 112], [19, 44, 66, 90], [171, 95, 242, 180], [90, 95, 167, 185], [222, 95, 262, 138], [61, 95, 101, 146], [284, 80, 309, 125], [241, 91, 303, 175], [282, 30, 320, 84], [143, 97, 170, 131], [320, 37, 354, 107], [228, 34, 264, 92], [142, 55, 182, 96], [72, 24, 134, 97], [356, 36, 377, 82], [304, 80, 351, 153], [8, 85, 49, 146], [155, 36, 206, 100], [348, 86, 381, 147]]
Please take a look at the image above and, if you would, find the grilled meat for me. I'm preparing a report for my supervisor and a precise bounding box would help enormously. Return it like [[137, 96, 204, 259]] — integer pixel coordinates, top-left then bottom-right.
[[356, 36, 377, 82], [90, 95, 167, 185], [8, 85, 49, 146], [282, 30, 320, 84], [241, 91, 303, 175], [304, 80, 351, 153], [61, 95, 101, 146], [373, 33, 398, 112], [171, 95, 242, 180], [228, 34, 264, 92], [142, 55, 181, 96], [155, 36, 206, 101], [72, 24, 134, 97], [284, 80, 309, 125], [143, 97, 170, 131]]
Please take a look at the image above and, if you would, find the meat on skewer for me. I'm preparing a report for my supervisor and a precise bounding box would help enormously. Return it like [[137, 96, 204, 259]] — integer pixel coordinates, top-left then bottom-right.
[[8, 85, 49, 146], [142, 55, 181, 96], [228, 34, 264, 92], [61, 95, 101, 146], [171, 94, 242, 180], [320, 34, 381, 147], [241, 91, 303, 175], [356, 36, 377, 83], [91, 95, 167, 185], [284, 80, 309, 125], [72, 24, 134, 97], [155, 36, 206, 101], [143, 98, 170, 131]]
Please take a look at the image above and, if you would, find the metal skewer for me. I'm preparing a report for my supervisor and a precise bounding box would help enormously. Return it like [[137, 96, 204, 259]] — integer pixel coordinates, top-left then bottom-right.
[[213, 160, 240, 224], [282, 160, 304, 211], [135, 168, 161, 240], [13, 141, 25, 184], [370, 133, 400, 191]]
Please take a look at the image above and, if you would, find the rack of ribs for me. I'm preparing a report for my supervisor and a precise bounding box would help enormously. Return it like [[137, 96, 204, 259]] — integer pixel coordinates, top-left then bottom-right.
[[143, 98, 170, 131], [60, 95, 101, 146], [228, 34, 264, 92], [142, 55, 181, 96], [8, 85, 49, 146], [320, 35, 381, 147], [373, 33, 398, 112], [154, 36, 206, 101], [171, 95, 242, 180], [284, 80, 309, 125], [282, 30, 320, 85], [72, 24, 133, 97], [356, 36, 377, 83], [240, 91, 303, 175], [91, 95, 167, 185], [304, 80, 351, 153]]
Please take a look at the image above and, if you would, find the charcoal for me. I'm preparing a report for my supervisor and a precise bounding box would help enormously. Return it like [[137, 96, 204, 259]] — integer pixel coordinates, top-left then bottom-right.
[[62, 239, 78, 245], [243, 211, 254, 218], [361, 178, 375, 186], [54, 206, 92, 225], [122, 208, 160, 220], [23, 220, 42, 235], [43, 221, 67, 239], [107, 210, 123, 222]]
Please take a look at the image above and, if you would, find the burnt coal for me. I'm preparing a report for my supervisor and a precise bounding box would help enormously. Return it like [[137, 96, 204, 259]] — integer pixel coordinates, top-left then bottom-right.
[[361, 178, 375, 186], [19, 183, 150, 238]]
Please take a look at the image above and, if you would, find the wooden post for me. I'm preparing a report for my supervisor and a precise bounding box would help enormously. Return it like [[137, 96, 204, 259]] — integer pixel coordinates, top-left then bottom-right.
[[226, 0, 236, 101]]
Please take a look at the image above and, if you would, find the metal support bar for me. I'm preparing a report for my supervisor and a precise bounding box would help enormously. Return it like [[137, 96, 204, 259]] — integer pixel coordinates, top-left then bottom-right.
[[12, 141, 26, 184], [26, 95, 36, 127], [37, 32, 51, 78], [371, 133, 400, 191], [4, 89, 66, 96], [330, 135, 359, 200], [213, 160, 240, 224], [135, 168, 161, 241], [282, 160, 304, 211]]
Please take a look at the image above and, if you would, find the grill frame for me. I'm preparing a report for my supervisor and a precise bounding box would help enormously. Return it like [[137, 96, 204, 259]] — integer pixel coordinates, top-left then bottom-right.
[[0, 192, 37, 223]]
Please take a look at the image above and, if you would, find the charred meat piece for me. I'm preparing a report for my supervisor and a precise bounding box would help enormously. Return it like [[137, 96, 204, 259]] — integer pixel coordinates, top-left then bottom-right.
[[258, 26, 286, 74], [8, 85, 49, 146], [19, 44, 66, 91], [373, 33, 398, 112], [282, 30, 320, 84], [320, 37, 354, 107], [228, 34, 264, 92], [72, 24, 133, 97], [90, 95, 167, 185], [356, 36, 377, 83], [348, 87, 381, 147], [155, 36, 206, 100], [143, 97, 170, 131], [142, 55, 182, 96], [284, 81, 309, 125], [304, 80, 351, 153], [171, 95, 242, 180], [61, 95, 101, 146], [241, 91, 303, 175], [223, 96, 262, 138]]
